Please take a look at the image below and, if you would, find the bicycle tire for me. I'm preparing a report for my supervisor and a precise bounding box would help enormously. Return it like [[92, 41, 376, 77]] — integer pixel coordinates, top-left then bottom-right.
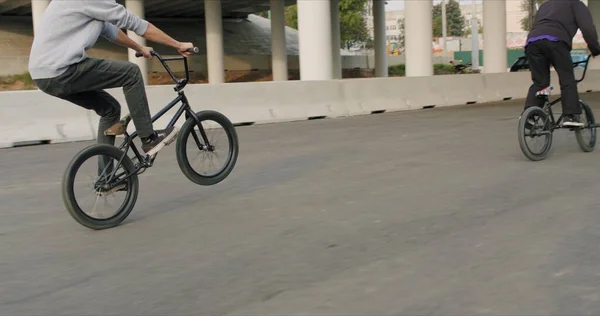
[[176, 110, 239, 186], [62, 144, 139, 230], [575, 101, 597, 152], [518, 106, 553, 161]]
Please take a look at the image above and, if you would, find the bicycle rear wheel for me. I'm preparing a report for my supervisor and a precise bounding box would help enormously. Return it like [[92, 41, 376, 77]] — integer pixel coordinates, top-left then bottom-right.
[[575, 101, 596, 152], [62, 144, 139, 230], [176, 110, 239, 186], [518, 106, 553, 161]]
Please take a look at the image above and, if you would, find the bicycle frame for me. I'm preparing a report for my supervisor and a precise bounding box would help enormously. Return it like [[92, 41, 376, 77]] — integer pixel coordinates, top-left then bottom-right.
[[540, 54, 593, 129], [103, 50, 211, 187]]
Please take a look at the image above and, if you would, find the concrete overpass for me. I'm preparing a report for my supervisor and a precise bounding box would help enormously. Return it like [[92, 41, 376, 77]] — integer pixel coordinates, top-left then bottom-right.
[[3, 0, 512, 85], [6, 1, 600, 82], [0, 0, 296, 17]]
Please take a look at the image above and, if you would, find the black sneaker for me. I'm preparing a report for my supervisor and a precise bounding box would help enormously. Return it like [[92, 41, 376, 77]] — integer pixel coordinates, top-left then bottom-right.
[[562, 115, 584, 127], [142, 126, 179, 156]]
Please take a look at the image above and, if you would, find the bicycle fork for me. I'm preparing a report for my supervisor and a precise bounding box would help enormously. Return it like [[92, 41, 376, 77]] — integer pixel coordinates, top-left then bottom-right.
[[184, 107, 214, 152]]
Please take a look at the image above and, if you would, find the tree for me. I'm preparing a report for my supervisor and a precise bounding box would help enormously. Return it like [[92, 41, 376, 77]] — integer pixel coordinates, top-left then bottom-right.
[[464, 20, 483, 36], [398, 18, 405, 48], [432, 0, 466, 37], [277, 0, 369, 49], [520, 0, 547, 31], [339, 0, 370, 49], [284, 5, 298, 29]]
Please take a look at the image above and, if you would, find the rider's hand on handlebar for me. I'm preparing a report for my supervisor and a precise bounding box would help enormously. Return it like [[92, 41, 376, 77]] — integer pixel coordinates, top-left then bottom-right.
[[178, 42, 195, 57], [137, 46, 153, 59]]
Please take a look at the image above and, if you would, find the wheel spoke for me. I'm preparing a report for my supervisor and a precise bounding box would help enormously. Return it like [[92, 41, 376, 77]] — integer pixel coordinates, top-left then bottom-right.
[[65, 145, 138, 229], [176, 112, 238, 186]]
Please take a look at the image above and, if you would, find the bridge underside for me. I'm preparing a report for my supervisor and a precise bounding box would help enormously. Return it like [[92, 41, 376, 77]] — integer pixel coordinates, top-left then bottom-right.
[[0, 0, 297, 18]]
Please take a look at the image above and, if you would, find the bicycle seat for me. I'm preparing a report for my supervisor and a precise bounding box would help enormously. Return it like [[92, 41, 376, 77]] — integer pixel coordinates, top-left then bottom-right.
[[536, 86, 553, 97]]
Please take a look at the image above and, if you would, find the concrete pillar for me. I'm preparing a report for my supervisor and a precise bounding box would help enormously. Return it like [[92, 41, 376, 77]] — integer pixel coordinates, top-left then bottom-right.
[[470, 0, 479, 70], [331, 0, 342, 79], [31, 0, 50, 35], [590, 0, 600, 34], [205, 0, 225, 84], [125, 0, 148, 85], [297, 0, 333, 80], [405, 0, 433, 77], [270, 0, 288, 81], [483, 0, 507, 73], [588, 1, 600, 69], [442, 0, 447, 56], [373, 0, 387, 77]]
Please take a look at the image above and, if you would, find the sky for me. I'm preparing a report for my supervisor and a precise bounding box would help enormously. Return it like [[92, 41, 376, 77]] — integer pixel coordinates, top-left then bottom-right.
[[385, 0, 484, 11]]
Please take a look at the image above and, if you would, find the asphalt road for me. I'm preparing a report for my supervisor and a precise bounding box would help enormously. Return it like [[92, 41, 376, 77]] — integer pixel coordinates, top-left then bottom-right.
[[2, 94, 600, 315]]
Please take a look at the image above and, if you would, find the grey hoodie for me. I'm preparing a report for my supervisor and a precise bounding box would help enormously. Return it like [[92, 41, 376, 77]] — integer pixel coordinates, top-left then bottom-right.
[[28, 0, 149, 80]]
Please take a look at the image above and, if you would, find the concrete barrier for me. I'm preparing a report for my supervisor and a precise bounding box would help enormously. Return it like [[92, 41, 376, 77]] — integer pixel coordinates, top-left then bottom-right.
[[2, 71, 600, 149], [0, 90, 94, 148]]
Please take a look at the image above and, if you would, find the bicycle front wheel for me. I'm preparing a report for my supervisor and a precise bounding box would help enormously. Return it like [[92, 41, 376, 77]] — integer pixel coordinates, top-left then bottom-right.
[[518, 106, 553, 161], [575, 101, 597, 152], [176, 110, 239, 186], [62, 144, 139, 230]]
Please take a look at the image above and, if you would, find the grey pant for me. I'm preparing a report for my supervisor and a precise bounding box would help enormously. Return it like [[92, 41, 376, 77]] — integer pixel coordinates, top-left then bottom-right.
[[34, 57, 155, 147]]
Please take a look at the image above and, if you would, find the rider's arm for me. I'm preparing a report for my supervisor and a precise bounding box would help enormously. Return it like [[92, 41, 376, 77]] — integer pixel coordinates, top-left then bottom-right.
[[114, 29, 146, 53], [101, 22, 147, 56], [140, 23, 191, 53], [573, 1, 600, 56], [82, 0, 149, 37], [84, 1, 192, 55], [100, 21, 119, 42]]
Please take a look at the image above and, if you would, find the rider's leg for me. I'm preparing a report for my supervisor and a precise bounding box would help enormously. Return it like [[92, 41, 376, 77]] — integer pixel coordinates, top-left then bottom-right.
[[36, 58, 177, 155], [59, 90, 121, 146], [58, 90, 121, 176], [525, 41, 551, 110], [548, 41, 582, 126]]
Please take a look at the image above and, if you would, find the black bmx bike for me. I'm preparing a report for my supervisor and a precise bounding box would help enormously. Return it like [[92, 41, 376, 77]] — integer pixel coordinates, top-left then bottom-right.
[[62, 47, 239, 230], [518, 54, 596, 161]]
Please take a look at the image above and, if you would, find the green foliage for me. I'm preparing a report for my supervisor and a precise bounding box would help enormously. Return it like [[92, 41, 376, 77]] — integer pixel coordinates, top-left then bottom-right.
[[520, 0, 547, 31], [388, 64, 458, 76], [285, 5, 298, 29], [433, 63, 455, 75], [388, 64, 406, 76], [432, 0, 466, 37], [1, 72, 33, 85], [398, 0, 465, 48], [339, 0, 370, 49], [280, 0, 369, 49], [464, 23, 483, 36]]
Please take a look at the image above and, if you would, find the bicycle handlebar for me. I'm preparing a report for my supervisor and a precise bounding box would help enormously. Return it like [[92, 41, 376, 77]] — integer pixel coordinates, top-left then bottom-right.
[[134, 46, 199, 92], [134, 46, 199, 58]]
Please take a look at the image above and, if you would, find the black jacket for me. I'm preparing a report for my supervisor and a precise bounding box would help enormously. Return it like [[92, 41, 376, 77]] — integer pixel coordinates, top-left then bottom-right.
[[528, 0, 600, 55]]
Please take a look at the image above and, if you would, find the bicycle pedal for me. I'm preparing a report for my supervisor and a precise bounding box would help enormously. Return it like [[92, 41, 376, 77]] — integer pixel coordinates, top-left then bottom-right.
[[104, 122, 125, 136], [103, 115, 132, 136]]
